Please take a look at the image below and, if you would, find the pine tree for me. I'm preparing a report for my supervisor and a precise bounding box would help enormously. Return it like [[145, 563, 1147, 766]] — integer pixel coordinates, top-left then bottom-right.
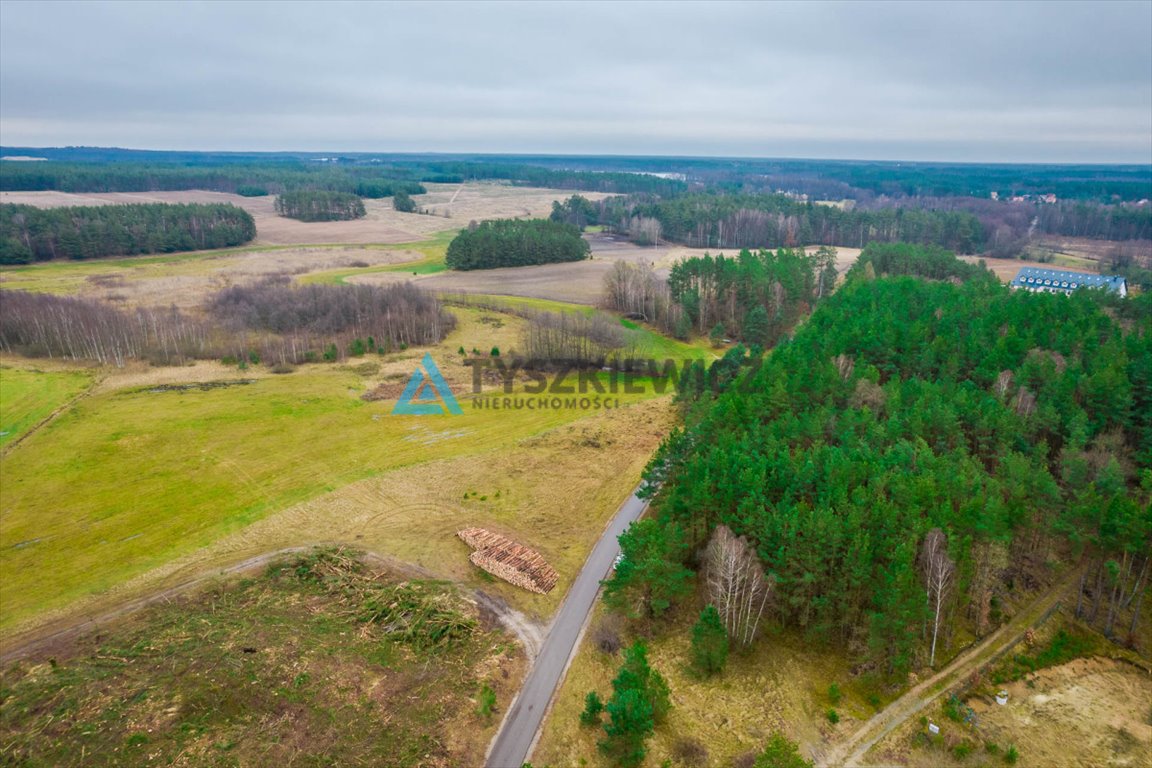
[[580, 691, 604, 726], [691, 604, 729, 675]]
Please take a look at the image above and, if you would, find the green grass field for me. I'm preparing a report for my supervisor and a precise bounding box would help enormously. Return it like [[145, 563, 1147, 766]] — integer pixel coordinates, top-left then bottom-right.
[[0, 366, 94, 448], [446, 293, 715, 362], [0, 307, 678, 635], [0, 237, 448, 297], [301, 230, 455, 284]]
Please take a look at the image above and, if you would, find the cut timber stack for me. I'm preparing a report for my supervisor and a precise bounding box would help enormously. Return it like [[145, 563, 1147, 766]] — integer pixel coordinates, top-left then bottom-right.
[[457, 527, 559, 594]]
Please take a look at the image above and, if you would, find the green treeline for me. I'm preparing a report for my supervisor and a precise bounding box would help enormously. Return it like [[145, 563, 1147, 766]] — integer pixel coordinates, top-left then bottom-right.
[[603, 247, 836, 344], [0, 162, 426, 198], [274, 191, 366, 222], [850, 242, 990, 282], [445, 219, 590, 270], [627, 250, 1150, 678], [668, 247, 839, 343], [0, 203, 255, 263], [602, 193, 985, 253], [1035, 202, 1152, 241]]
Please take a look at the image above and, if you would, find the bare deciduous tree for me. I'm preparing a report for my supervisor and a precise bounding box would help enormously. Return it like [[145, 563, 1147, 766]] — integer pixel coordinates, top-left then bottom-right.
[[920, 528, 955, 667], [703, 526, 773, 648]]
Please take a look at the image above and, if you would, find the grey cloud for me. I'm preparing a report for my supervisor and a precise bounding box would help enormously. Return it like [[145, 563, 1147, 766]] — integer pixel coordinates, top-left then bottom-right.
[[1, 0, 1148, 162]]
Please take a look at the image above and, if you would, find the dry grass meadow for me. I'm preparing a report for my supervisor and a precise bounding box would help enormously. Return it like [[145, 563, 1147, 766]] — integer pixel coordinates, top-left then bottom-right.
[[532, 603, 877, 768], [352, 238, 863, 306], [0, 183, 612, 246], [0, 306, 678, 651]]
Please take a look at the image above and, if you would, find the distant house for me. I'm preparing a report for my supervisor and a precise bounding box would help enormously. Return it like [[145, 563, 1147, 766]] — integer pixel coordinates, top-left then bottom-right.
[[1010, 267, 1127, 297]]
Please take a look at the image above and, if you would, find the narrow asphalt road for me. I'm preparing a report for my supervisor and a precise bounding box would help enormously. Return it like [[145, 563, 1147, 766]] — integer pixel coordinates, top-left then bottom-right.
[[485, 487, 649, 768]]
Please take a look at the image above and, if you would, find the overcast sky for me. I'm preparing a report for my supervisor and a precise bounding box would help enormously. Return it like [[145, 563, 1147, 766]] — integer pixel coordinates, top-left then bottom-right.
[[1, 0, 1150, 163]]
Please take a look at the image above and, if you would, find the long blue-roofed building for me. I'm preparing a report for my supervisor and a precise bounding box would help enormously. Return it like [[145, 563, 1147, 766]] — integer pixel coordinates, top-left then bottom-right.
[[1009, 267, 1127, 298]]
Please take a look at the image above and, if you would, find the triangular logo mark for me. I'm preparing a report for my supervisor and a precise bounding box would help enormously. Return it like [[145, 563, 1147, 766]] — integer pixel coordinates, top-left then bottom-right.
[[392, 353, 463, 415]]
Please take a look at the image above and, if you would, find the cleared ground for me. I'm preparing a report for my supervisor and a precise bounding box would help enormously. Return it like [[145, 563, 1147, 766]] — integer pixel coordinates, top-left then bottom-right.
[[0, 549, 525, 767], [0, 183, 611, 246], [0, 306, 683, 647], [869, 655, 1152, 768], [961, 658, 1151, 767]]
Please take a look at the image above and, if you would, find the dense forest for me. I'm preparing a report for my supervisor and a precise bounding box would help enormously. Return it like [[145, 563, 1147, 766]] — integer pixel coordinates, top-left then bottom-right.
[[5, 147, 1146, 202], [0, 202, 255, 263], [445, 218, 590, 270], [0, 279, 453, 367], [609, 246, 1151, 680], [598, 193, 986, 253], [274, 190, 366, 222], [603, 246, 837, 344], [0, 161, 426, 198]]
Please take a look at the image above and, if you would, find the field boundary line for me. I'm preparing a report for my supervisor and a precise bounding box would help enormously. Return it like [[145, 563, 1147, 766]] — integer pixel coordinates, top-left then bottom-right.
[[0, 374, 102, 458]]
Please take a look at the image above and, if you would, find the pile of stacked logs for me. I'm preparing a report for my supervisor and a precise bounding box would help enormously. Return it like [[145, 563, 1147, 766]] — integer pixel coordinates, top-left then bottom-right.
[[457, 527, 559, 594]]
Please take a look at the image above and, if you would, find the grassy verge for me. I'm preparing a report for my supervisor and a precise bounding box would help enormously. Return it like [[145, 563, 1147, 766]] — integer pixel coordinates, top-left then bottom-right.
[[0, 365, 94, 448], [0, 547, 522, 767], [534, 603, 879, 767]]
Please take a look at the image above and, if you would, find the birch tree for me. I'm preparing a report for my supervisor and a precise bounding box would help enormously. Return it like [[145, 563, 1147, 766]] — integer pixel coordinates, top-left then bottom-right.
[[920, 528, 955, 667], [703, 526, 773, 647]]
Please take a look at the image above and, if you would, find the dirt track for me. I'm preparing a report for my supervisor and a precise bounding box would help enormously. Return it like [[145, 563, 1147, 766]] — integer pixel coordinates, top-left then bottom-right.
[[817, 569, 1082, 768]]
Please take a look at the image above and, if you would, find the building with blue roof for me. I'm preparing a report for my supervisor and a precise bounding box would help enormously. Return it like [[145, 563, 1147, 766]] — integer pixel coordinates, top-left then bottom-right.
[[1009, 267, 1127, 298]]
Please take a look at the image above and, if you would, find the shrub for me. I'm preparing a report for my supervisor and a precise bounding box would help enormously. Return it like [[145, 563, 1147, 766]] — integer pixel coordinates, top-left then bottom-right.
[[580, 691, 604, 727], [393, 189, 417, 213], [476, 683, 496, 719], [826, 708, 840, 724], [1004, 745, 1019, 764], [752, 733, 814, 768], [594, 618, 622, 655], [828, 683, 842, 705], [672, 737, 708, 767]]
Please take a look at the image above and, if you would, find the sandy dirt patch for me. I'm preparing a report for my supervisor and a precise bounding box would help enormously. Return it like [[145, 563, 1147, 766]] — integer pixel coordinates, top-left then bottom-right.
[[868, 656, 1152, 768], [965, 657, 1152, 768]]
